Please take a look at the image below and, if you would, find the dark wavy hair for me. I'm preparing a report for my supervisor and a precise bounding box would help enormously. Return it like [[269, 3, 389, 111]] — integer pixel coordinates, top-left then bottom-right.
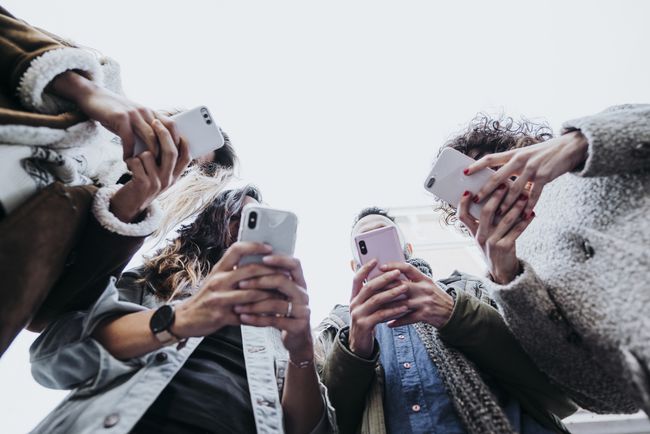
[[352, 206, 396, 229], [434, 114, 553, 226], [140, 185, 262, 301]]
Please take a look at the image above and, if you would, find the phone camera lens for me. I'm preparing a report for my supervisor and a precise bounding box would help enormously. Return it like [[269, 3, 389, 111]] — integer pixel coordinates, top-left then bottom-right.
[[359, 240, 367, 255], [426, 177, 435, 188], [206, 120, 212, 125], [248, 212, 257, 229], [203, 113, 209, 118]]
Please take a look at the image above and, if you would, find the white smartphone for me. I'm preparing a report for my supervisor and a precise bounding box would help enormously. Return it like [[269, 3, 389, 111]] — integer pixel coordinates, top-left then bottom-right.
[[237, 205, 298, 266], [133, 106, 225, 159], [424, 147, 500, 219]]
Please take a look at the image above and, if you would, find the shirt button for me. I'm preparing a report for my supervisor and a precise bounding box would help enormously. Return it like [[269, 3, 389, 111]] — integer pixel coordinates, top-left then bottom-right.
[[155, 352, 168, 362], [403, 362, 411, 369], [411, 404, 421, 412], [397, 335, 405, 340], [103, 413, 120, 428]]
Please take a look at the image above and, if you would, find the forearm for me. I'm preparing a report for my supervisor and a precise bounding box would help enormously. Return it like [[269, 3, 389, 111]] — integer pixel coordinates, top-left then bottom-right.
[[282, 362, 325, 434], [92, 310, 162, 360], [49, 70, 97, 105]]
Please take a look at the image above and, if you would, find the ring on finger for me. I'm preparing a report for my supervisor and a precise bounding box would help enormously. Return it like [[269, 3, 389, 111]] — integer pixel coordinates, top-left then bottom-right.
[[286, 301, 293, 318]]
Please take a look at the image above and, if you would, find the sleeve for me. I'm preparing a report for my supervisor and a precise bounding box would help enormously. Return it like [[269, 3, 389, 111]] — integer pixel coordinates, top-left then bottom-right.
[[320, 327, 379, 434], [437, 289, 578, 423], [29, 278, 147, 391], [483, 260, 639, 414], [91, 185, 163, 237], [562, 104, 650, 177], [0, 6, 103, 114]]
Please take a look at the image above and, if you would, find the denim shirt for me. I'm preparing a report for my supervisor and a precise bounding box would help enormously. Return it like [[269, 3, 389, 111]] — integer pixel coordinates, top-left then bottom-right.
[[376, 323, 464, 434], [376, 322, 556, 434]]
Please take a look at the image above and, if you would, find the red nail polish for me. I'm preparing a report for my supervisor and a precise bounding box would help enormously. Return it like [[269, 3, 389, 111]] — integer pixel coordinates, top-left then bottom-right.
[[472, 196, 480, 204], [463, 168, 469, 175], [518, 194, 528, 201], [530, 211, 536, 219], [463, 191, 470, 197], [497, 184, 506, 190]]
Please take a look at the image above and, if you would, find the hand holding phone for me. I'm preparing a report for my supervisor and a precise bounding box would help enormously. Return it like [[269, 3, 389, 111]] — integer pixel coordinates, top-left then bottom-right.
[[133, 106, 225, 159]]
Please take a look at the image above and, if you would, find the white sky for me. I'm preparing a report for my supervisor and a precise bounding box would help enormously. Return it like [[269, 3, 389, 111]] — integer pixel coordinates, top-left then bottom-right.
[[1, 1, 649, 432]]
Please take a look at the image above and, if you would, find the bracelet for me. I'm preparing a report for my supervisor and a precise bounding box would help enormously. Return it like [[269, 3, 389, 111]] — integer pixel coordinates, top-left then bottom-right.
[[288, 358, 313, 369]]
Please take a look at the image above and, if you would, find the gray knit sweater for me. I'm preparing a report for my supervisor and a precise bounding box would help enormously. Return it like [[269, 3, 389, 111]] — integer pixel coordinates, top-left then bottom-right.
[[484, 104, 650, 414]]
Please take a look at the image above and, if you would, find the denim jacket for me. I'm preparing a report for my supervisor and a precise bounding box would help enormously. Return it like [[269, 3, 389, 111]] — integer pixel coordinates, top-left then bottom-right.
[[29, 270, 337, 434]]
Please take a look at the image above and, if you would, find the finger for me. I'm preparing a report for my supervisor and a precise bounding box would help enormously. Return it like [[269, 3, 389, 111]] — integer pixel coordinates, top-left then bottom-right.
[[378, 262, 424, 282], [152, 119, 178, 190], [138, 151, 162, 193], [364, 305, 410, 327], [239, 314, 298, 331], [157, 114, 181, 145], [356, 270, 402, 303], [499, 165, 534, 215], [219, 289, 274, 306], [132, 113, 158, 157], [262, 255, 307, 288], [475, 183, 507, 245], [172, 138, 191, 181], [386, 312, 419, 328], [474, 157, 523, 203], [351, 259, 378, 300], [125, 157, 146, 180], [456, 190, 478, 235], [490, 191, 528, 240], [234, 300, 308, 318], [502, 212, 535, 245], [355, 284, 409, 318], [227, 264, 278, 287], [215, 242, 273, 271], [465, 149, 516, 175], [240, 274, 306, 303], [523, 183, 543, 218], [117, 126, 136, 160]]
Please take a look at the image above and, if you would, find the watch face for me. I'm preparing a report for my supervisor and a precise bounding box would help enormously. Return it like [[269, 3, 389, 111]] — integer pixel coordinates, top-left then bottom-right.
[[150, 305, 174, 334]]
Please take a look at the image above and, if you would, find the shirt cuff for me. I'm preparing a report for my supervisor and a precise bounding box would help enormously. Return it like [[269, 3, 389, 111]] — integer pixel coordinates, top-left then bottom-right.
[[92, 185, 162, 237]]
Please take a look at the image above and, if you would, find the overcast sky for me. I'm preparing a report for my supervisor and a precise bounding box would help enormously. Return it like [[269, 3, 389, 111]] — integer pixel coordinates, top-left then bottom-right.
[[1, 1, 649, 432]]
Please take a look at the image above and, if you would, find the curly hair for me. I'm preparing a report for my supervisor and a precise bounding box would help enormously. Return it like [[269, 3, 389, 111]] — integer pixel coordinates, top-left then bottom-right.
[[140, 185, 262, 301], [433, 113, 553, 227]]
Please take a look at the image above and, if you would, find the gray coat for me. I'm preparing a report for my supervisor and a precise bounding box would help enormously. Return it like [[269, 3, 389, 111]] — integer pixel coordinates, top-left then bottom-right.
[[484, 104, 650, 414], [29, 270, 337, 434]]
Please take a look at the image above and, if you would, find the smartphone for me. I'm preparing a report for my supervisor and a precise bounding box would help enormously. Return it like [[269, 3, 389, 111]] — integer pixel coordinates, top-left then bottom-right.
[[133, 106, 225, 159], [423, 147, 500, 220], [237, 205, 298, 266], [354, 226, 405, 281]]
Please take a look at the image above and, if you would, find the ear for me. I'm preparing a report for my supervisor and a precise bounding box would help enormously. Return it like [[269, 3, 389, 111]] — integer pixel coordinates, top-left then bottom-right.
[[350, 259, 357, 272], [406, 243, 413, 256]]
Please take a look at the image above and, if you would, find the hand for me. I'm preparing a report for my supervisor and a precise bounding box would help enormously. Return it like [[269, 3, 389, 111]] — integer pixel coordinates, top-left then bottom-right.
[[109, 119, 191, 222], [465, 131, 589, 217], [348, 260, 410, 358], [235, 255, 315, 363], [172, 242, 278, 338], [50, 71, 180, 158], [378, 262, 454, 329], [457, 183, 534, 284]]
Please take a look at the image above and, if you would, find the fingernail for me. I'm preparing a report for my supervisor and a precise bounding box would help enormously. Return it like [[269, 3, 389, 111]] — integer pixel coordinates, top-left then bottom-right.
[[463, 168, 469, 175], [472, 196, 480, 204], [463, 191, 470, 197], [518, 194, 528, 201], [497, 184, 506, 190], [239, 280, 249, 288], [379, 264, 388, 270], [528, 211, 536, 220], [262, 256, 273, 263], [263, 244, 273, 252]]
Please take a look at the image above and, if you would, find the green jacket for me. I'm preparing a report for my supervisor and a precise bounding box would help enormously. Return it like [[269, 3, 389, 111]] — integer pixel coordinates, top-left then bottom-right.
[[316, 272, 578, 434]]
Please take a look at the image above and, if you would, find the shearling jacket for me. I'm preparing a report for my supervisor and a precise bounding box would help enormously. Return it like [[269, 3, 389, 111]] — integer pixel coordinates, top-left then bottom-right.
[[485, 104, 650, 415], [29, 269, 337, 434], [0, 7, 161, 355]]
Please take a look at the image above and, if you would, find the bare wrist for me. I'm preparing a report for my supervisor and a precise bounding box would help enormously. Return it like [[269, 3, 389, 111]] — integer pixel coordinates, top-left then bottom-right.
[[348, 331, 374, 359], [50, 70, 97, 104], [430, 292, 454, 329], [565, 131, 589, 167], [170, 302, 193, 339]]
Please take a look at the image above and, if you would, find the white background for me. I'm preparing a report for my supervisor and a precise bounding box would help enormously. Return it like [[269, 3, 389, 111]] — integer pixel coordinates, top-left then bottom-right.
[[1, 1, 649, 432]]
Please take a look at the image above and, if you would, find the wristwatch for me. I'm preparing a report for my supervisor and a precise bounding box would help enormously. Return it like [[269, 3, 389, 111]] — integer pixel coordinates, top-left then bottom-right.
[[150, 305, 183, 346]]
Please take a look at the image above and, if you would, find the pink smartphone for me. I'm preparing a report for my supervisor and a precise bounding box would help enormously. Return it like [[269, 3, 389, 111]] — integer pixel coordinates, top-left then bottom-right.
[[354, 226, 405, 280], [424, 147, 502, 219]]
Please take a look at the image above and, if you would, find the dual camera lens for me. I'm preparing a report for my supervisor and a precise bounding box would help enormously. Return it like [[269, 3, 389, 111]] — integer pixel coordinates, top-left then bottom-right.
[[201, 109, 212, 125], [248, 212, 257, 229], [358, 240, 368, 255]]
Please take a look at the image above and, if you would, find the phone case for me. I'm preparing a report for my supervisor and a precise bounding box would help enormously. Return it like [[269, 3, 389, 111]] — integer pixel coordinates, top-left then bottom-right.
[[354, 226, 405, 280], [133, 106, 225, 159], [237, 205, 298, 266], [423, 147, 496, 219]]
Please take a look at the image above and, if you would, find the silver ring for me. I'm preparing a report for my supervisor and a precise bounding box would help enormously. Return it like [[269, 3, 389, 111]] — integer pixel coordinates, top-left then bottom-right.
[[286, 301, 293, 318]]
